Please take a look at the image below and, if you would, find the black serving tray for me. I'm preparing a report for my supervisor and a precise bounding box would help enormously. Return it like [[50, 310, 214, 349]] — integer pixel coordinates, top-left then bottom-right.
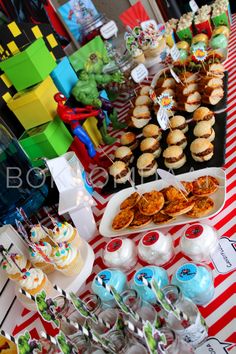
[[101, 110, 227, 195]]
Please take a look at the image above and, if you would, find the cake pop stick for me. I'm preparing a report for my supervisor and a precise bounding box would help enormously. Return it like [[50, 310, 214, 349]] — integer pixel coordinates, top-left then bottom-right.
[[140, 277, 190, 328]]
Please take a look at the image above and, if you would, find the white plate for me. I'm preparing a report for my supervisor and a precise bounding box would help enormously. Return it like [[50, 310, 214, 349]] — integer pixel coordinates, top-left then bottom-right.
[[99, 168, 226, 237]]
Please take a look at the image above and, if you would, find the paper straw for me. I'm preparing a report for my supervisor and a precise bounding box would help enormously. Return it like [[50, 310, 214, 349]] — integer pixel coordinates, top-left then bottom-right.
[[40, 332, 58, 346], [53, 284, 111, 330], [0, 330, 16, 344], [140, 277, 190, 327], [124, 320, 144, 338], [96, 275, 144, 324], [20, 288, 116, 353]]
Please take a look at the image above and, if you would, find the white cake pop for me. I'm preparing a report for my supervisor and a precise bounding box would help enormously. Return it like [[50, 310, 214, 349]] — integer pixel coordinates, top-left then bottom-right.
[[138, 231, 175, 266], [103, 238, 137, 272], [180, 223, 219, 262]]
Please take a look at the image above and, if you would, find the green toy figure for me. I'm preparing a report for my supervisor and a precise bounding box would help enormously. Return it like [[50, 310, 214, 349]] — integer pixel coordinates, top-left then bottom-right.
[[72, 52, 126, 145], [56, 331, 77, 354], [35, 290, 60, 327], [17, 331, 41, 354]]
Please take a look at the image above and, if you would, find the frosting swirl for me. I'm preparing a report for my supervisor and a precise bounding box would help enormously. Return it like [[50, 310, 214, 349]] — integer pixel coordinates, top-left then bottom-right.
[[52, 244, 77, 268], [31, 224, 49, 242], [29, 242, 52, 264], [19, 268, 44, 290], [52, 222, 75, 243], [2, 254, 28, 275]]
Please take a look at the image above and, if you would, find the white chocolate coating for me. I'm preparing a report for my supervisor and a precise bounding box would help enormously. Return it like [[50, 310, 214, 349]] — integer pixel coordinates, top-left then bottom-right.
[[103, 238, 137, 271], [180, 223, 219, 262], [138, 231, 174, 266]]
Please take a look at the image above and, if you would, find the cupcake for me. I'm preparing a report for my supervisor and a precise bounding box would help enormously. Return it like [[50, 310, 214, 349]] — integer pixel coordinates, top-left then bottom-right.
[[29, 241, 55, 274], [52, 222, 81, 248], [2, 253, 31, 281], [17, 268, 54, 310], [0, 335, 17, 353], [30, 224, 52, 244], [52, 244, 83, 277], [132, 48, 145, 64]]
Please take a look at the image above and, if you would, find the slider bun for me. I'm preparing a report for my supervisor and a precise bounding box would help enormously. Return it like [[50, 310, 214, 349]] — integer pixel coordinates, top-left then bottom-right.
[[120, 132, 136, 145], [116, 170, 131, 184], [137, 153, 155, 170], [190, 138, 214, 161], [163, 145, 183, 158], [166, 129, 187, 149], [131, 116, 150, 129], [135, 95, 152, 106], [133, 105, 151, 118], [115, 146, 132, 159], [169, 115, 188, 133], [140, 137, 158, 151], [138, 161, 158, 177], [190, 138, 213, 154], [165, 154, 186, 169], [109, 161, 126, 177], [193, 121, 214, 140], [143, 124, 162, 140], [139, 85, 151, 96], [193, 107, 211, 121]]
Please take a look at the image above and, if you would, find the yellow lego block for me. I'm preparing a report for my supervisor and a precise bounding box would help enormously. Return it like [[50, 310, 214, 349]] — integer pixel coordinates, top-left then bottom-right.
[[7, 41, 19, 55], [8, 22, 21, 37], [50, 51, 56, 61], [1, 73, 12, 88], [46, 34, 57, 48], [2, 92, 12, 103], [83, 117, 102, 147], [31, 25, 43, 39]]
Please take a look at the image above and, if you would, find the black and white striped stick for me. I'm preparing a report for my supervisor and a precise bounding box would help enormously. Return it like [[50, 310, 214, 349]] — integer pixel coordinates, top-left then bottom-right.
[[124, 320, 144, 338], [19, 288, 115, 353], [0, 330, 17, 344], [40, 332, 58, 346], [140, 276, 190, 327], [53, 284, 112, 330]]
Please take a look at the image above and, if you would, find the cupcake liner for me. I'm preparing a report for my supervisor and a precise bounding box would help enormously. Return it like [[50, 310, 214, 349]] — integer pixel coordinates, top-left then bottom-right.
[[33, 261, 55, 274], [57, 253, 84, 277]]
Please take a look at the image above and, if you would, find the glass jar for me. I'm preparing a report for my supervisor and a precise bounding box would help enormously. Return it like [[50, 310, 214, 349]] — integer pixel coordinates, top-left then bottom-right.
[[107, 330, 148, 354], [161, 328, 194, 354], [0, 122, 48, 224], [81, 13, 107, 45], [121, 289, 158, 337], [161, 285, 208, 348], [171, 262, 215, 305]]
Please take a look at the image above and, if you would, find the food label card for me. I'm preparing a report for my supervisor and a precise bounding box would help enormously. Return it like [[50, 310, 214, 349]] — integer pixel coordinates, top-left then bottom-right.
[[100, 20, 118, 39], [170, 45, 180, 61], [210, 237, 236, 274], [189, 0, 199, 13], [156, 107, 169, 130], [131, 64, 148, 83], [196, 337, 232, 354]]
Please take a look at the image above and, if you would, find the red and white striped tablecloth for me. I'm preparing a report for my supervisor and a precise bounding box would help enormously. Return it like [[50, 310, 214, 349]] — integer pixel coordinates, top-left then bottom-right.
[[12, 15, 236, 352]]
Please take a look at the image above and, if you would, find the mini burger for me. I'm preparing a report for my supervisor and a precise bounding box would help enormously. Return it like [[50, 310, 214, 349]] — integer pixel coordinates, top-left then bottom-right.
[[137, 153, 157, 178], [140, 137, 162, 158], [166, 129, 187, 149], [193, 107, 215, 126], [190, 138, 214, 162], [135, 95, 152, 106], [131, 105, 151, 129], [120, 132, 138, 150], [139, 85, 151, 96], [142, 124, 162, 141], [169, 116, 188, 133], [114, 146, 134, 164], [193, 121, 215, 142], [163, 145, 186, 169], [109, 161, 131, 184]]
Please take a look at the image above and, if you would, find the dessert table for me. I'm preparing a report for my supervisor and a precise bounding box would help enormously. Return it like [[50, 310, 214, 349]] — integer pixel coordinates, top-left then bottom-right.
[[8, 14, 236, 353]]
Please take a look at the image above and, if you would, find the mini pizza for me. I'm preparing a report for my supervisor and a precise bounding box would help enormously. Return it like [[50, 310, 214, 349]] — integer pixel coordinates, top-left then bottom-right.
[[159, 187, 169, 202], [165, 181, 193, 202], [192, 176, 219, 196], [186, 196, 214, 218], [120, 192, 141, 210], [112, 209, 134, 230], [153, 212, 175, 224], [129, 209, 152, 228], [138, 191, 165, 216], [163, 198, 195, 217]]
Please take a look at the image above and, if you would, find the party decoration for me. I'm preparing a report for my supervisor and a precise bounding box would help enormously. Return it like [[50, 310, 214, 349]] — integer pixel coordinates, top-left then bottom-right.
[[192, 44, 207, 62], [56, 331, 77, 354], [119, 1, 149, 29], [157, 93, 174, 111], [35, 290, 60, 327], [17, 331, 41, 354], [143, 321, 167, 354]]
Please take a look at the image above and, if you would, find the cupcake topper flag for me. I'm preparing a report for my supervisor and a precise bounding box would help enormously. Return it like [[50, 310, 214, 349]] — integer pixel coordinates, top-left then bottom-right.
[[192, 44, 207, 72], [0, 245, 26, 275], [149, 88, 172, 131]]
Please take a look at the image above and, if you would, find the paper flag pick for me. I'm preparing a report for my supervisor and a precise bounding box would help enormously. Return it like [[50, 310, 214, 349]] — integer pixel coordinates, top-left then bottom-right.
[[156, 108, 169, 131], [157, 93, 174, 111], [119, 1, 149, 29], [157, 169, 187, 193], [192, 44, 207, 62]]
